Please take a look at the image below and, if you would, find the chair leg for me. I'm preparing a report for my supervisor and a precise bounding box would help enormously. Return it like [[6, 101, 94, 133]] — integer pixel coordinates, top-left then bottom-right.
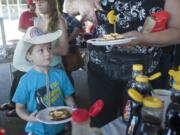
[[9, 63, 13, 87]]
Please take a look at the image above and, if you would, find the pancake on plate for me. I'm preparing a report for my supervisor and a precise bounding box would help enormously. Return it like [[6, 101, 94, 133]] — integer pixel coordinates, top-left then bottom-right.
[[48, 108, 71, 121], [99, 33, 124, 40]]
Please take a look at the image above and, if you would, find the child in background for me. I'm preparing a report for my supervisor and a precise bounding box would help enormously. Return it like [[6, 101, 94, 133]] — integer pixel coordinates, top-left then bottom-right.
[[18, 0, 37, 33], [12, 26, 76, 135]]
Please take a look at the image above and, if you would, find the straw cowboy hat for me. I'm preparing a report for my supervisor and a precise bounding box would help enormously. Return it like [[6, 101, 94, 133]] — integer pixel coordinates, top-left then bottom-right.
[[13, 26, 62, 72]]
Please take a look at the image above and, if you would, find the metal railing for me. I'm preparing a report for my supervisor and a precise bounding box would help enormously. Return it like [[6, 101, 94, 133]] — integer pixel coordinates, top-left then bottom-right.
[[0, 4, 27, 48], [1, 4, 27, 20], [0, 17, 6, 48]]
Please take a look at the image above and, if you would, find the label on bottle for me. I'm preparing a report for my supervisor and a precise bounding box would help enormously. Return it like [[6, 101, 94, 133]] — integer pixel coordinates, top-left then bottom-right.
[[123, 100, 131, 123], [127, 116, 138, 135]]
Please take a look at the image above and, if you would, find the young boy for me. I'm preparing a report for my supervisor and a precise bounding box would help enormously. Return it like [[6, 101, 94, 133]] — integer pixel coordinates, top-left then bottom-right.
[[12, 26, 76, 135]]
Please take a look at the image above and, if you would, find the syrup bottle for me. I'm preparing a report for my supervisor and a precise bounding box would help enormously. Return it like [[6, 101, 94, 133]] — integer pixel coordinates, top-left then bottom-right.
[[123, 64, 143, 123], [164, 83, 180, 135]]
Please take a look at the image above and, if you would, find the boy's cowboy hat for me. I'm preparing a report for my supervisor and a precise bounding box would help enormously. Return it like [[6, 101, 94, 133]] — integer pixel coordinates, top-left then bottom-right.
[[13, 26, 62, 72]]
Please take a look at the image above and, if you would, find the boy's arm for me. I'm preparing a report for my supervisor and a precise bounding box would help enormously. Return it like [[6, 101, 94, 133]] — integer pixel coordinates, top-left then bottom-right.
[[16, 103, 38, 122], [64, 96, 77, 108]]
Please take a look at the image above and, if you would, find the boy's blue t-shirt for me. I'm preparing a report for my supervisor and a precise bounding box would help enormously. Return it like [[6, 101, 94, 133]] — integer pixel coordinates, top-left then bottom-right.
[[12, 68, 75, 135]]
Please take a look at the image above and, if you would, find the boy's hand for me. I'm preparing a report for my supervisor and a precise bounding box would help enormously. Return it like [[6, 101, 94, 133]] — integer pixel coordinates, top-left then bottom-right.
[[29, 111, 38, 122]]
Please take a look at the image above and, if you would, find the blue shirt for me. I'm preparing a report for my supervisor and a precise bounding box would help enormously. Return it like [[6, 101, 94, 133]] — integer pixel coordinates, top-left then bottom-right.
[[13, 68, 75, 135]]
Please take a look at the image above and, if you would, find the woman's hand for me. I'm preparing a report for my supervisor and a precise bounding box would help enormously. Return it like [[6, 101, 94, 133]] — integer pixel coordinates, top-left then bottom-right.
[[122, 31, 150, 47], [120, 0, 180, 48]]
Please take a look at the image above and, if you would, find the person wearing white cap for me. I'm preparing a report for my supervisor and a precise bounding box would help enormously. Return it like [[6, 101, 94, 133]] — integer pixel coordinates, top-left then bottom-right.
[[12, 26, 76, 135]]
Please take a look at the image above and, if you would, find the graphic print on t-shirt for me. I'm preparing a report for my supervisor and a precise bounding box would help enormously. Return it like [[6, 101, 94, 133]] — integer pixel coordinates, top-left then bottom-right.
[[35, 81, 63, 111]]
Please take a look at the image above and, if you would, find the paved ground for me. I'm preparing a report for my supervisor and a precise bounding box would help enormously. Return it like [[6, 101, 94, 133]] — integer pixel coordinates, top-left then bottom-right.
[[0, 63, 90, 135]]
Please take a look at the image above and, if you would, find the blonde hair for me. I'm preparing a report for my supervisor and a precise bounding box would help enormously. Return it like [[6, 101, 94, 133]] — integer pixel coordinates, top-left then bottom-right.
[[47, 0, 60, 32]]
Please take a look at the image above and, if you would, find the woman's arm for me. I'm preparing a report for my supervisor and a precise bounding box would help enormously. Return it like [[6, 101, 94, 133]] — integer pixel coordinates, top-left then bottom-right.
[[16, 103, 38, 122], [51, 17, 69, 56], [123, 0, 180, 47]]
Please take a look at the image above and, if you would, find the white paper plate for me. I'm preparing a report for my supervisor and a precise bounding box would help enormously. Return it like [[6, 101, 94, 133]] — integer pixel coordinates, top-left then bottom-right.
[[87, 37, 136, 46], [36, 106, 73, 124]]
